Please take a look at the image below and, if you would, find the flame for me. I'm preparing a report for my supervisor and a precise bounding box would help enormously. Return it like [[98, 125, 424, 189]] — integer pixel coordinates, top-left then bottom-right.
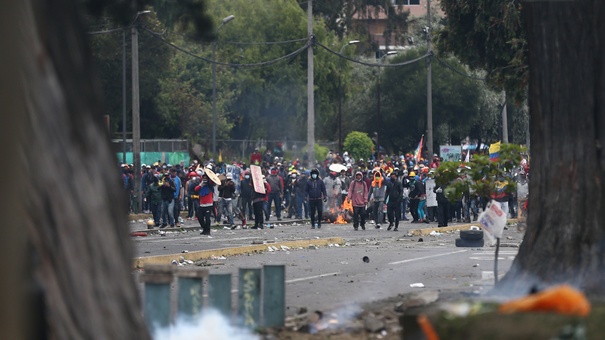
[[342, 198, 353, 213], [334, 215, 347, 224]]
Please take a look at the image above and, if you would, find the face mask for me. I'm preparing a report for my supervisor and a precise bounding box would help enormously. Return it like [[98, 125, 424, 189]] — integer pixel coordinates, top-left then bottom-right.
[[244, 175, 250, 179], [292, 174, 297, 178], [356, 176, 362, 181], [311, 174, 318, 179]]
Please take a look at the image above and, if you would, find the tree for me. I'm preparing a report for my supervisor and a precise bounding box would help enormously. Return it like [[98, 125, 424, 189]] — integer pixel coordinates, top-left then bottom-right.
[[436, 0, 527, 103], [343, 131, 374, 161], [0, 0, 213, 337], [441, 0, 605, 296], [498, 0, 605, 295], [380, 49, 491, 153]]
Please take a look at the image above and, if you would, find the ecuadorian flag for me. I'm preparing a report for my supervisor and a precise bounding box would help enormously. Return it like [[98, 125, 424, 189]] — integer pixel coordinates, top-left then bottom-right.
[[489, 142, 501, 162]]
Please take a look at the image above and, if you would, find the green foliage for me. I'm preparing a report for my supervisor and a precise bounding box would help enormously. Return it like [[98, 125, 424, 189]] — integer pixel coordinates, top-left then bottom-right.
[[380, 48, 491, 152], [435, 143, 524, 202], [343, 131, 373, 160], [301, 144, 329, 163], [436, 0, 527, 103]]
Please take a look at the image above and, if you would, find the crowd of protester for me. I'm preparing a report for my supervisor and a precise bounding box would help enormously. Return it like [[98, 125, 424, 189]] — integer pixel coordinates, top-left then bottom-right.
[[120, 147, 529, 235]]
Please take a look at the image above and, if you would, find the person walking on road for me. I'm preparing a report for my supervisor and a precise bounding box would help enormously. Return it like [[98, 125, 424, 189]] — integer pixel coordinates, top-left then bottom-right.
[[384, 172, 403, 231], [159, 173, 176, 228], [305, 168, 327, 229], [368, 170, 386, 229], [251, 175, 271, 229], [348, 171, 369, 231], [266, 167, 284, 221], [195, 172, 215, 235]]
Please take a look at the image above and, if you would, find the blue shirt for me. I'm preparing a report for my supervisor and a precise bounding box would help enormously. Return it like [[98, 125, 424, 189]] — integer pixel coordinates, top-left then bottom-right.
[[171, 175, 181, 198]]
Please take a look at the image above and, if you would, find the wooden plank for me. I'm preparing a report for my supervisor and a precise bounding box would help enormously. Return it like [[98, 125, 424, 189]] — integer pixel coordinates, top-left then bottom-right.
[[250, 165, 265, 194], [262, 265, 285, 328], [208, 273, 232, 319], [238, 268, 261, 329]]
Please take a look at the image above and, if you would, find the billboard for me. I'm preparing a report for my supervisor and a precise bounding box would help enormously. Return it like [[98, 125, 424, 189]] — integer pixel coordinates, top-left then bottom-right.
[[439, 145, 462, 162]]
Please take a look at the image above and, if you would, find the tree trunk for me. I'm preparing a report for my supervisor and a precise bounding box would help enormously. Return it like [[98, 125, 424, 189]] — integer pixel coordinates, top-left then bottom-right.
[[0, 0, 149, 338], [498, 0, 605, 296]]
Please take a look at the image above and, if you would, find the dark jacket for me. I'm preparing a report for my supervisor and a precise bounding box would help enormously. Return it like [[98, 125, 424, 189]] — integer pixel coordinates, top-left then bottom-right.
[[266, 174, 283, 195], [305, 177, 327, 200], [218, 179, 236, 199], [409, 180, 423, 200], [434, 185, 448, 204], [160, 178, 176, 201], [240, 178, 253, 198], [146, 183, 162, 205], [384, 179, 403, 206]]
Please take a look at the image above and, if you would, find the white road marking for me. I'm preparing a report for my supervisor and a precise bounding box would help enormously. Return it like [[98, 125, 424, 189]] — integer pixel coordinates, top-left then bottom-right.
[[388, 250, 468, 265], [137, 236, 261, 244], [286, 272, 341, 283]]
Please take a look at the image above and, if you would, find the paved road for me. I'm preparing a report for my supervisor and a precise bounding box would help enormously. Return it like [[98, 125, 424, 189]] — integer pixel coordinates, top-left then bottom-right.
[[132, 217, 522, 312]]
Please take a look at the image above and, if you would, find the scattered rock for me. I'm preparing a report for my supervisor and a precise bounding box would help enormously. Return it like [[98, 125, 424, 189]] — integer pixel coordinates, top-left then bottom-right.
[[364, 315, 385, 333], [394, 290, 439, 312], [362, 256, 370, 263], [418, 238, 424, 242], [409, 283, 425, 288], [308, 245, 318, 250], [181, 250, 189, 253]]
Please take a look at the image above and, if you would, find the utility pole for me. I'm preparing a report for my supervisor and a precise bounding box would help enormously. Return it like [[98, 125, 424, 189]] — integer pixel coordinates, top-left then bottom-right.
[[307, 0, 315, 168], [122, 30, 126, 165], [426, 0, 434, 162], [502, 91, 509, 143], [131, 24, 141, 213]]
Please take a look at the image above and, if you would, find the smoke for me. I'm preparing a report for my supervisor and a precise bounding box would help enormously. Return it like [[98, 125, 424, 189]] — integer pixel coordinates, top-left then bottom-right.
[[153, 309, 259, 340], [310, 304, 363, 333]]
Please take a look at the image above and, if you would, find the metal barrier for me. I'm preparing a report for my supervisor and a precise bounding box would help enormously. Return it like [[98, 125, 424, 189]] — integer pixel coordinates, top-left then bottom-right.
[[139, 264, 285, 331]]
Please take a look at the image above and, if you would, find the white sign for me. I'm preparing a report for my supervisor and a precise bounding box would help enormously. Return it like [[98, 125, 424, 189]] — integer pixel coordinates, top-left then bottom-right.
[[439, 145, 462, 162], [478, 200, 507, 244]]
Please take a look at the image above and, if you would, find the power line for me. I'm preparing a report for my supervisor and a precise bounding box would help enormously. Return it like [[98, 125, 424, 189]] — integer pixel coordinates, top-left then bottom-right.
[[221, 37, 309, 46], [87, 26, 128, 35], [315, 41, 430, 67], [140, 26, 311, 68], [434, 56, 486, 81]]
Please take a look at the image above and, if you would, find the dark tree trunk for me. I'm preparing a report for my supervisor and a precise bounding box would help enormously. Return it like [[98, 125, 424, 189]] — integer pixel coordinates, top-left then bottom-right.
[[498, 0, 605, 296], [1, 0, 149, 338]]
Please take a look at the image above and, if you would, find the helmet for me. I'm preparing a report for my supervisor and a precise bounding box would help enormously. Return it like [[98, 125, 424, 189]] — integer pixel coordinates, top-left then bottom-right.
[[409, 171, 416, 177], [290, 169, 298, 175]]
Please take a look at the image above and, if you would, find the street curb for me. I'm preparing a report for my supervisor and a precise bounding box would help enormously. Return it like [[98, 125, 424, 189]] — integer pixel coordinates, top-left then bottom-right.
[[409, 219, 519, 236], [133, 237, 346, 269]]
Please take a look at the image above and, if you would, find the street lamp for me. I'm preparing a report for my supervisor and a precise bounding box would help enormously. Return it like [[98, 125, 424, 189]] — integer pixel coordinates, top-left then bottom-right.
[[337, 40, 360, 154], [212, 14, 235, 159], [375, 51, 397, 160]]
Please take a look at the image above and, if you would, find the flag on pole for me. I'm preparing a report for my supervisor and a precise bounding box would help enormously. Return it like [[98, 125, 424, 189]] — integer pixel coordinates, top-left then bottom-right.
[[464, 149, 470, 163], [414, 135, 424, 163], [489, 142, 501, 162]]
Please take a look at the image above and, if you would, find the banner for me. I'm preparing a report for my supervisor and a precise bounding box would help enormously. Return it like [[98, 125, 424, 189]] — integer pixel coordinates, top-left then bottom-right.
[[414, 135, 424, 163], [250, 165, 265, 194], [439, 145, 462, 162]]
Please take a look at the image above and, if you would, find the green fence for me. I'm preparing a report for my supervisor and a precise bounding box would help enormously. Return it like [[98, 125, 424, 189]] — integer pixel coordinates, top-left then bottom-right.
[[116, 152, 190, 167]]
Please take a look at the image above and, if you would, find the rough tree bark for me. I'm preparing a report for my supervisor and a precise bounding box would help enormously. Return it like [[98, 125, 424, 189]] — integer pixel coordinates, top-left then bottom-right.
[[1, 0, 149, 338], [498, 0, 605, 296]]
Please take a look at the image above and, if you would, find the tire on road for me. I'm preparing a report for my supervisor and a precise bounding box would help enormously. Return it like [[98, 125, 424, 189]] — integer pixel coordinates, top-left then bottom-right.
[[460, 229, 484, 240], [455, 237, 484, 247]]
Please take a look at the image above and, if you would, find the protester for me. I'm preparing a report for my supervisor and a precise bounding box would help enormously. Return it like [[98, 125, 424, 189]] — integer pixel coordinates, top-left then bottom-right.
[[266, 167, 284, 221], [251, 175, 270, 229], [384, 171, 403, 231], [145, 175, 162, 228], [218, 173, 236, 227], [305, 168, 327, 229], [408, 171, 421, 223], [169, 168, 182, 227], [348, 171, 369, 231], [240, 171, 254, 223], [195, 172, 215, 235], [159, 173, 176, 228], [368, 170, 386, 229]]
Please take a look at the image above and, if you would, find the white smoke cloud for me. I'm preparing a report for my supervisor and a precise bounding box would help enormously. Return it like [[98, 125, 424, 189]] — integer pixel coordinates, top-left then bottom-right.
[[153, 309, 260, 340]]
